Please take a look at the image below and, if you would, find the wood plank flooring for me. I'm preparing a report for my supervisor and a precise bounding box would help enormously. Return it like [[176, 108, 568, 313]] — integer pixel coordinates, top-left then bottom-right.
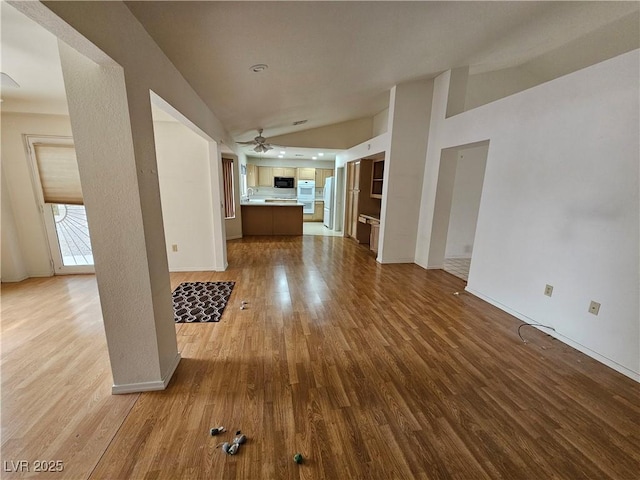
[[2, 235, 639, 479]]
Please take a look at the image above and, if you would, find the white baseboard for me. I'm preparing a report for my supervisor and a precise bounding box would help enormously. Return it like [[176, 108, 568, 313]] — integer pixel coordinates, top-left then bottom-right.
[[1, 274, 30, 283], [112, 352, 182, 394], [466, 287, 640, 382], [168, 266, 216, 272]]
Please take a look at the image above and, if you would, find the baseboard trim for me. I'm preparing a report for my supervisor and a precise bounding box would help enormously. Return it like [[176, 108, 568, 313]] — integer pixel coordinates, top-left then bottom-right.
[[168, 266, 215, 272], [112, 352, 182, 394], [226, 235, 243, 240], [466, 287, 640, 382]]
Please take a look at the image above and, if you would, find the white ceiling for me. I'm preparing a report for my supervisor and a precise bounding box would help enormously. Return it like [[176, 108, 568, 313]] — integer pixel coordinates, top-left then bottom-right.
[[2, 1, 638, 149], [0, 1, 68, 115]]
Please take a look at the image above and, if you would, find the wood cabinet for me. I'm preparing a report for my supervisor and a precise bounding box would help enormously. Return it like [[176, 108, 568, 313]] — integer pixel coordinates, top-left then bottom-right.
[[315, 168, 334, 187], [273, 167, 296, 178], [313, 201, 324, 221], [346, 161, 360, 239], [298, 167, 315, 181], [370, 223, 380, 253], [258, 166, 273, 187], [241, 205, 303, 235], [371, 159, 384, 198], [346, 159, 382, 244], [247, 164, 258, 187]]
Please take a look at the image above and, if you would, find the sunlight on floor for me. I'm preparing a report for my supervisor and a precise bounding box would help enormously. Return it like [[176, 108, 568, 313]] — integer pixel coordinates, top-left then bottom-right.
[[303, 222, 343, 237]]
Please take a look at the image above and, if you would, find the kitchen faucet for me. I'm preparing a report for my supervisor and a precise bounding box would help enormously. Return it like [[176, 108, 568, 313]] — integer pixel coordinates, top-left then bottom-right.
[[247, 187, 254, 197]]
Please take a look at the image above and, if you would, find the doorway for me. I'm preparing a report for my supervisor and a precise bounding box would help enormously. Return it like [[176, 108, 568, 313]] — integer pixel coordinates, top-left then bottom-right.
[[26, 136, 95, 275], [429, 141, 489, 282]]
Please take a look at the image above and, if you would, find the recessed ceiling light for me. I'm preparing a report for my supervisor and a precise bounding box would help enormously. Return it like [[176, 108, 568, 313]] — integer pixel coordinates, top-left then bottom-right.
[[318, 153, 324, 156], [312, 156, 317, 160], [278, 155, 283, 158], [279, 151, 286, 155], [249, 64, 268, 73], [293, 120, 307, 126]]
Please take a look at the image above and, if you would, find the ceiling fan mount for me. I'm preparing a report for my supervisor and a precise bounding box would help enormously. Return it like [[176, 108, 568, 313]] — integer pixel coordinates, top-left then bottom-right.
[[237, 128, 275, 153]]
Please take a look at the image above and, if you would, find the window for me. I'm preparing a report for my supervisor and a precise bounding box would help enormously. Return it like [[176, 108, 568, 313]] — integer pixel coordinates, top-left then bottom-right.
[[222, 157, 235, 219]]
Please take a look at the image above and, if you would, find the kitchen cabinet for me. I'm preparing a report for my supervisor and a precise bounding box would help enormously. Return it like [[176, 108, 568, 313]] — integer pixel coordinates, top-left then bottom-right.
[[346, 161, 360, 239], [370, 223, 380, 253], [313, 201, 324, 221], [371, 159, 384, 199], [298, 167, 315, 181], [247, 163, 258, 187], [315, 168, 334, 186], [273, 167, 296, 178], [241, 204, 303, 235], [258, 166, 273, 187], [346, 158, 381, 244]]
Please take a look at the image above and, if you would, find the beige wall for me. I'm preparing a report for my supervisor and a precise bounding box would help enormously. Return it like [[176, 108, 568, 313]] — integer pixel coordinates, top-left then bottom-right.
[[0, 112, 73, 278]]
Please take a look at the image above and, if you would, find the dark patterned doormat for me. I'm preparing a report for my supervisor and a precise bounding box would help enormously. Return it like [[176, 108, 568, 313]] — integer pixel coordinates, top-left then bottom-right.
[[172, 282, 235, 323]]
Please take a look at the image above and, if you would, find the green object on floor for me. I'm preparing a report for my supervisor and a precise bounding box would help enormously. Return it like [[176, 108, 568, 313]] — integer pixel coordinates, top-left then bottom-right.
[[293, 453, 303, 464]]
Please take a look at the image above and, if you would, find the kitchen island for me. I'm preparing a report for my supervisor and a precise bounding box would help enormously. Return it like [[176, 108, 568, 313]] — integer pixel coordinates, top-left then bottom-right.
[[241, 202, 303, 235]]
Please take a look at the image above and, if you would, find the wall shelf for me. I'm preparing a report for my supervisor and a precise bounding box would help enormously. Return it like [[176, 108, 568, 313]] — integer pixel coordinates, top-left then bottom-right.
[[371, 159, 384, 198]]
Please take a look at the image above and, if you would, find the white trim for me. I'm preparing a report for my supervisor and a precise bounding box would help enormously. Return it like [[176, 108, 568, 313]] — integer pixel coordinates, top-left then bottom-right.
[[112, 352, 181, 394], [168, 266, 217, 272], [1, 274, 30, 283], [226, 235, 243, 240], [466, 287, 640, 382]]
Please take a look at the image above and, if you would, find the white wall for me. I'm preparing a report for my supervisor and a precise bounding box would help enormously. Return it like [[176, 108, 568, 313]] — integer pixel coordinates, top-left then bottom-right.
[[153, 121, 216, 271], [445, 144, 488, 258], [1, 164, 28, 282], [372, 109, 389, 136], [381, 80, 433, 263], [417, 50, 640, 379], [0, 112, 73, 278]]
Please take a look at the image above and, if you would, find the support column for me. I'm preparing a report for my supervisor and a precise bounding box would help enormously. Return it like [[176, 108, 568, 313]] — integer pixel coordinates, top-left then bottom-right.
[[58, 42, 180, 394], [379, 79, 434, 263]]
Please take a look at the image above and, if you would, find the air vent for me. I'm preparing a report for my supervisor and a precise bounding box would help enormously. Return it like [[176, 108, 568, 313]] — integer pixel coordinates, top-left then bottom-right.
[[293, 120, 307, 126], [295, 154, 304, 157]]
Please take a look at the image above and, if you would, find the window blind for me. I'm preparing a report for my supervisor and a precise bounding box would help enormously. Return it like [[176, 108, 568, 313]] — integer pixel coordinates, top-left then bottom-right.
[[33, 144, 84, 205]]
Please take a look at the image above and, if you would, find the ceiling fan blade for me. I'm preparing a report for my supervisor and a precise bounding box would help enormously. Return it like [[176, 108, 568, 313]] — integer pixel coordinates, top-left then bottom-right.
[[264, 144, 274, 151], [237, 140, 257, 145]]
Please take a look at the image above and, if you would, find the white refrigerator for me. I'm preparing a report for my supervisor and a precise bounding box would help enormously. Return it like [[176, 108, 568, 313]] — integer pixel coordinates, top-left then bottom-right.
[[323, 177, 334, 228]]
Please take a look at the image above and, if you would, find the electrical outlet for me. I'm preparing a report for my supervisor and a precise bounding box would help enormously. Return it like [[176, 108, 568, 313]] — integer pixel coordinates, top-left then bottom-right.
[[544, 284, 553, 297], [589, 301, 600, 316], [172, 244, 178, 252]]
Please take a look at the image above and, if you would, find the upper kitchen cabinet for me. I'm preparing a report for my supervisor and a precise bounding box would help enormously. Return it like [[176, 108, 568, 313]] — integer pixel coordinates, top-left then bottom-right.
[[273, 167, 296, 178], [258, 166, 273, 186], [315, 168, 334, 186], [371, 159, 384, 198], [297, 167, 315, 181], [247, 163, 258, 187]]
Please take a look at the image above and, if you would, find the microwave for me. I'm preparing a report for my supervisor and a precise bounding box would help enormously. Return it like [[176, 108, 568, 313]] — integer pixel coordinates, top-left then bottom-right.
[[274, 176, 295, 188]]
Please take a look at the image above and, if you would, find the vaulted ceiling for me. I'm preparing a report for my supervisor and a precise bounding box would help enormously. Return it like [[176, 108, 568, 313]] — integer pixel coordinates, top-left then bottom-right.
[[2, 1, 638, 150]]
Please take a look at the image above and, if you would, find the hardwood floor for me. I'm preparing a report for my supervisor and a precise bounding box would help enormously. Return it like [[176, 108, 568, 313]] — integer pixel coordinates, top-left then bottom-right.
[[2, 236, 639, 479]]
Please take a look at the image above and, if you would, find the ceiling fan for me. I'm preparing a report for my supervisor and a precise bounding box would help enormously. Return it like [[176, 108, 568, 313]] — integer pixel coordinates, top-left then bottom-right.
[[237, 129, 275, 153]]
